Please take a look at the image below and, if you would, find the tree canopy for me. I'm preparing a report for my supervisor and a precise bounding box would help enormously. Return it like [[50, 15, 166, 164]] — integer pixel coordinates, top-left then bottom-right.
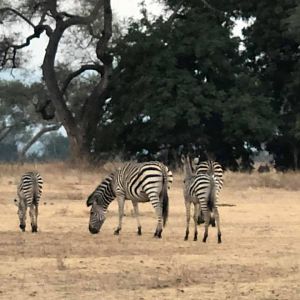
[[0, 0, 299, 169]]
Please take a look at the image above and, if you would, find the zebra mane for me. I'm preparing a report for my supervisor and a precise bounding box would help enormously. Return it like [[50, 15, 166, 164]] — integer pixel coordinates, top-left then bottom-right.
[[86, 173, 115, 207]]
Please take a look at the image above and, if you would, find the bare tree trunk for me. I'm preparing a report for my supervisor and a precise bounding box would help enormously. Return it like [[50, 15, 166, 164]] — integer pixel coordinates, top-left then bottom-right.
[[0, 0, 112, 163]]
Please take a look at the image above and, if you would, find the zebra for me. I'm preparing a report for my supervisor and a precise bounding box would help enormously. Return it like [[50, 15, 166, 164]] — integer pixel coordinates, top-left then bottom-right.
[[86, 161, 172, 238], [181, 155, 222, 243], [14, 171, 43, 233], [193, 158, 223, 226]]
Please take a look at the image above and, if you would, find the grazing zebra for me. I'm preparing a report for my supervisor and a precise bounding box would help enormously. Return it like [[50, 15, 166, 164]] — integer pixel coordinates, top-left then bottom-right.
[[193, 158, 223, 225], [14, 171, 43, 233], [86, 161, 172, 238], [182, 155, 222, 243]]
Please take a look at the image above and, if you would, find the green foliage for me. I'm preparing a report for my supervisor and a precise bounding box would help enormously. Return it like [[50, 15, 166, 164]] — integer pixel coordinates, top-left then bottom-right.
[[109, 1, 276, 167], [241, 0, 300, 169]]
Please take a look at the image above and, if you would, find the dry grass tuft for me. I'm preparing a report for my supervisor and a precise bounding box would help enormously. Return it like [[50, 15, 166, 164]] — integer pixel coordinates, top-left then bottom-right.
[[224, 171, 300, 191]]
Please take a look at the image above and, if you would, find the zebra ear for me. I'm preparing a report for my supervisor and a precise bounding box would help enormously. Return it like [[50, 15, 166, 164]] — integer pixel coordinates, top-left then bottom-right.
[[86, 194, 94, 207]]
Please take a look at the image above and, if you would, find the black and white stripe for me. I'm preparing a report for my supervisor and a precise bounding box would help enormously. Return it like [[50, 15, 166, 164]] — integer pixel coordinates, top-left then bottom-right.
[[182, 155, 222, 243], [194, 159, 223, 188], [194, 159, 223, 225], [14, 171, 43, 232], [87, 161, 173, 238]]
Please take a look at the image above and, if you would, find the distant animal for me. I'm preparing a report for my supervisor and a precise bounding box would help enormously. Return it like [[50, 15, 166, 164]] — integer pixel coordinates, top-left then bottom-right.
[[14, 171, 43, 232], [182, 155, 222, 243], [193, 158, 223, 225], [257, 164, 270, 173], [86, 161, 173, 238]]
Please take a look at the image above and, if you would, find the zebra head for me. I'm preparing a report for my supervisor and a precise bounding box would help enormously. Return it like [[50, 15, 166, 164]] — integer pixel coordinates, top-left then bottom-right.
[[86, 193, 106, 234]]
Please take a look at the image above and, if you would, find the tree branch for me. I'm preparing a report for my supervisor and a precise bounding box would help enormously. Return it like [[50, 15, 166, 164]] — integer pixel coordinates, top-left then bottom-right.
[[0, 124, 14, 142], [96, 0, 112, 64], [18, 124, 62, 161], [61, 64, 104, 95], [0, 7, 52, 68], [79, 0, 113, 130], [200, 0, 223, 14], [165, 0, 184, 26], [0, 7, 35, 28]]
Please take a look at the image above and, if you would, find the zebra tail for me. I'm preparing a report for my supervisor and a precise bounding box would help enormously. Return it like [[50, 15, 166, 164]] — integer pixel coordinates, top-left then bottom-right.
[[32, 177, 38, 205], [162, 173, 169, 227], [208, 176, 216, 212]]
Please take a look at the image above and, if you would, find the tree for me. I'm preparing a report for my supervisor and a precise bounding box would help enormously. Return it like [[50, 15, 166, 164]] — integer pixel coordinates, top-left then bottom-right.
[[0, 0, 113, 160], [0, 79, 61, 160], [109, 1, 275, 168], [240, 0, 300, 170]]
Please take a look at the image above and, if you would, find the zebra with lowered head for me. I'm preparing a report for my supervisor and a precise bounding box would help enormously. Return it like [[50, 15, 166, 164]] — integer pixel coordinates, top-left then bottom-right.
[[182, 155, 222, 243], [14, 171, 43, 232], [87, 161, 172, 238]]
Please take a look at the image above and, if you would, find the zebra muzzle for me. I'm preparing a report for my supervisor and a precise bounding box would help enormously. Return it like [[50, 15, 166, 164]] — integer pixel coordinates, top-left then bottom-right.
[[89, 226, 99, 234]]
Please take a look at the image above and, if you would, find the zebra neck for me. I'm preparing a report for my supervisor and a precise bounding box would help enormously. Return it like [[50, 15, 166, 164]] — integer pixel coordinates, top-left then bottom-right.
[[96, 175, 116, 210]]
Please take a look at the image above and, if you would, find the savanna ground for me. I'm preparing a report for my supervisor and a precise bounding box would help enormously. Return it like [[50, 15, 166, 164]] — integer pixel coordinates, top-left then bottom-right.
[[0, 162, 299, 300]]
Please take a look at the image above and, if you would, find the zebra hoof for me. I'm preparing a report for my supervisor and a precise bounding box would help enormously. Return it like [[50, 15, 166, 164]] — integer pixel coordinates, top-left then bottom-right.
[[218, 234, 222, 243], [31, 226, 38, 233], [19, 224, 25, 232], [184, 236, 188, 241], [154, 230, 162, 238], [114, 230, 120, 235], [193, 237, 197, 241], [137, 227, 142, 235]]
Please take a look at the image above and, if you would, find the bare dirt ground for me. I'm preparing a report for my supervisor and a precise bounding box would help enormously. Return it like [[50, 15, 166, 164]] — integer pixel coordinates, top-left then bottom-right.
[[0, 163, 299, 300]]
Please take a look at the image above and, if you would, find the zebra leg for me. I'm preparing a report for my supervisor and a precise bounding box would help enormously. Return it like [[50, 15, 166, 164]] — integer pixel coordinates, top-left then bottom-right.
[[29, 204, 37, 232], [29, 205, 38, 233], [197, 208, 205, 225], [132, 201, 142, 235], [213, 207, 222, 243], [210, 214, 216, 227], [202, 210, 210, 243], [184, 201, 191, 241], [151, 199, 163, 238], [193, 203, 199, 241], [114, 196, 125, 235], [18, 200, 27, 232]]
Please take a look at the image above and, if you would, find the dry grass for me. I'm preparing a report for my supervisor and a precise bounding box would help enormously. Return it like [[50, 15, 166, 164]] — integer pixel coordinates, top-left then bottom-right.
[[224, 171, 300, 191], [0, 163, 299, 300]]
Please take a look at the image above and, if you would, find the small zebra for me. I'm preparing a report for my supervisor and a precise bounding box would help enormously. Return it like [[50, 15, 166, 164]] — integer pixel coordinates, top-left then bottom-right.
[[182, 155, 221, 243], [193, 158, 223, 225], [14, 171, 43, 233], [87, 161, 172, 238]]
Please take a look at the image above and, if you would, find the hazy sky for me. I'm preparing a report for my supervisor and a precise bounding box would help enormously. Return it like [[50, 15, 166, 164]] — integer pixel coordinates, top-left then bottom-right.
[[0, 0, 164, 81]]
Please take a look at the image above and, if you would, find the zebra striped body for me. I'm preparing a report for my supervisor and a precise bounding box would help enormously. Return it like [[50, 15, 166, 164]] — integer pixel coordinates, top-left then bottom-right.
[[194, 160, 223, 225], [14, 171, 43, 232], [182, 155, 222, 243], [195, 160, 223, 190], [87, 161, 172, 238]]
